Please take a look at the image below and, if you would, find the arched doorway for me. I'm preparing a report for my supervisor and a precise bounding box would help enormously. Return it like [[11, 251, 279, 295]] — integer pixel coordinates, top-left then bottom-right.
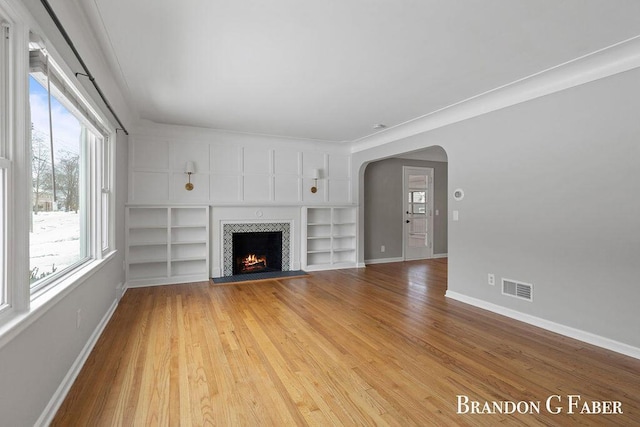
[[360, 146, 448, 265]]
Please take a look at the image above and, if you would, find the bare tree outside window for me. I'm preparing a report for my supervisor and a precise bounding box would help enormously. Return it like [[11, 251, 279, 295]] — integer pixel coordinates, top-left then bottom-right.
[[31, 127, 53, 214], [55, 150, 79, 213]]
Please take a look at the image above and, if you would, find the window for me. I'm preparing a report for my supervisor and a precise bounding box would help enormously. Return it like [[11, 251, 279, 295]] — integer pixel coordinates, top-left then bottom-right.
[[29, 75, 87, 287], [0, 5, 116, 328], [28, 46, 112, 295]]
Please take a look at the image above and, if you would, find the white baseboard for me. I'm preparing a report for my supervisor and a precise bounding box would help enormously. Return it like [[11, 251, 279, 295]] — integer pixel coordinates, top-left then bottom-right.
[[35, 298, 120, 427], [366, 255, 447, 264], [445, 290, 640, 360], [365, 257, 404, 265], [115, 281, 126, 300]]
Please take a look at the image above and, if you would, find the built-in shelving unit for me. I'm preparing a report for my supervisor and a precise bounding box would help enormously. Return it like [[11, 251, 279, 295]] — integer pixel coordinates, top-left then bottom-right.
[[126, 205, 209, 287], [302, 206, 357, 271]]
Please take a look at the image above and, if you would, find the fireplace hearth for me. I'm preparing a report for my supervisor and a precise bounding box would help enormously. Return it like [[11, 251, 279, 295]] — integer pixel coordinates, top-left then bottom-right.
[[232, 231, 283, 275]]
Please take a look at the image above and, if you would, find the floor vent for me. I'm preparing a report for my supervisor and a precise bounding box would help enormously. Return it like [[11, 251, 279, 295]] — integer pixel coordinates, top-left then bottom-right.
[[502, 278, 533, 302]]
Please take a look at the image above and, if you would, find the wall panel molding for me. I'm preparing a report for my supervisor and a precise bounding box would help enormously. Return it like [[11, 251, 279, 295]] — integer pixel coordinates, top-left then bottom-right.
[[129, 126, 352, 205]]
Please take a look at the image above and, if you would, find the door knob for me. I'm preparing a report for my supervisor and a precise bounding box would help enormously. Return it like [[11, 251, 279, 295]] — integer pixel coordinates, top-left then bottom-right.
[[405, 220, 410, 223]]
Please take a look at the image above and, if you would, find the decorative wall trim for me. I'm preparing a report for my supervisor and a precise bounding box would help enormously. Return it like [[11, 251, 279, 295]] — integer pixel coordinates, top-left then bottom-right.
[[35, 298, 120, 427], [432, 253, 448, 259], [222, 221, 292, 276], [445, 290, 640, 360], [128, 128, 352, 205]]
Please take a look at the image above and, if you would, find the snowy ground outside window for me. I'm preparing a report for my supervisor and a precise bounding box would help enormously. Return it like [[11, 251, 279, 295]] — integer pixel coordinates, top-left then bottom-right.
[[30, 211, 82, 281]]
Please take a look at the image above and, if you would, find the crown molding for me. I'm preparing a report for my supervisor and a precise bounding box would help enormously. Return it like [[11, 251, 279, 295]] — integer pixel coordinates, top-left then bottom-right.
[[350, 35, 640, 153]]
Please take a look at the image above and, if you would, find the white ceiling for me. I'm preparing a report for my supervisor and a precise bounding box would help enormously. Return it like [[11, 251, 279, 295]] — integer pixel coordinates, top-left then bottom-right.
[[79, 0, 640, 143]]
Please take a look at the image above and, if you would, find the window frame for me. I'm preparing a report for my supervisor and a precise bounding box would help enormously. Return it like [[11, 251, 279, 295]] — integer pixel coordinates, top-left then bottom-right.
[[101, 133, 114, 255], [0, 163, 8, 313], [27, 50, 114, 297], [0, 15, 11, 316]]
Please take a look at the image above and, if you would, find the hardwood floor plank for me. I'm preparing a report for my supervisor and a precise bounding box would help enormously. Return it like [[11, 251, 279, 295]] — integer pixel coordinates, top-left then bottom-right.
[[53, 260, 640, 426]]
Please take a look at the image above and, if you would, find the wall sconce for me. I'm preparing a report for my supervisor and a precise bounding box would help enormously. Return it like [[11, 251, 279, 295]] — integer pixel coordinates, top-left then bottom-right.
[[185, 161, 195, 191], [310, 168, 320, 193]]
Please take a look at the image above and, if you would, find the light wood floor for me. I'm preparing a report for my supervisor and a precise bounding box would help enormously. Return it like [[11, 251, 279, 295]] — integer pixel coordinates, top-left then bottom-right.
[[53, 260, 640, 426]]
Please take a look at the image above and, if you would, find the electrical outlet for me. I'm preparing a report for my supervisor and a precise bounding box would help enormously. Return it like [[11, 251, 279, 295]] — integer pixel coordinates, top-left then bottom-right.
[[381, 245, 386, 253], [76, 309, 82, 329], [488, 273, 495, 286]]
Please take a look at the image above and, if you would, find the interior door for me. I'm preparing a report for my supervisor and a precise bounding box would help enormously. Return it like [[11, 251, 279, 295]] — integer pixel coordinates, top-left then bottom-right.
[[403, 167, 433, 260]]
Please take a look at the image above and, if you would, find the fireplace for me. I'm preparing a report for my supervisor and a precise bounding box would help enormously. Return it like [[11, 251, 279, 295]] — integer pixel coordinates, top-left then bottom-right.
[[232, 231, 283, 275], [222, 221, 291, 277]]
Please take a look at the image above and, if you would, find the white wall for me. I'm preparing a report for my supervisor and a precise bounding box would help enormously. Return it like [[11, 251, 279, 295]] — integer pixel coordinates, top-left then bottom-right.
[[353, 66, 640, 354], [129, 122, 352, 205]]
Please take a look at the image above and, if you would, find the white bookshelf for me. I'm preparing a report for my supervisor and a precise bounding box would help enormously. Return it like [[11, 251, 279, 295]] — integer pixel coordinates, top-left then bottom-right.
[[126, 205, 209, 287], [302, 206, 357, 271]]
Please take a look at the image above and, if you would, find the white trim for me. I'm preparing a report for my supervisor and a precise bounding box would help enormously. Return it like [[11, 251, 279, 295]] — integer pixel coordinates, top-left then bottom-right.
[[115, 281, 125, 300], [304, 263, 359, 272], [35, 297, 120, 427], [126, 275, 206, 288], [365, 257, 404, 265], [445, 290, 640, 360], [432, 253, 448, 259]]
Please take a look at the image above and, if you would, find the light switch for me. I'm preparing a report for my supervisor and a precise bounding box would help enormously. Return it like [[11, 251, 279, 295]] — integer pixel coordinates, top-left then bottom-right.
[[435, 209, 439, 216], [453, 210, 459, 221]]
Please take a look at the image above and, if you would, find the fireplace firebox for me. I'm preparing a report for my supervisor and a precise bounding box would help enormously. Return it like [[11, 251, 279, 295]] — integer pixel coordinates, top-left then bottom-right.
[[232, 231, 283, 275]]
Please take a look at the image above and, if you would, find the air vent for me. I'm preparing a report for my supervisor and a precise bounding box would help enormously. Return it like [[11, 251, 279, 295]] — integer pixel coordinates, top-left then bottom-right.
[[502, 278, 533, 302]]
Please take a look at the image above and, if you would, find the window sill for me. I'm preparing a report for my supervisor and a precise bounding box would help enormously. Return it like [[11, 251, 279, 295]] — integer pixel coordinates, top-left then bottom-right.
[[0, 250, 119, 350]]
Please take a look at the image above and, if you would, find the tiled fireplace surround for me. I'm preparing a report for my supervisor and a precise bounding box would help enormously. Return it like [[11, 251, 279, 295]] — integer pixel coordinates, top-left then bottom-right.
[[222, 222, 291, 276]]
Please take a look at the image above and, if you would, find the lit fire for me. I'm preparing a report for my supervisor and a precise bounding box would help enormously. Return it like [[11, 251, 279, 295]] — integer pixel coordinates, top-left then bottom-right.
[[241, 254, 267, 272]]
